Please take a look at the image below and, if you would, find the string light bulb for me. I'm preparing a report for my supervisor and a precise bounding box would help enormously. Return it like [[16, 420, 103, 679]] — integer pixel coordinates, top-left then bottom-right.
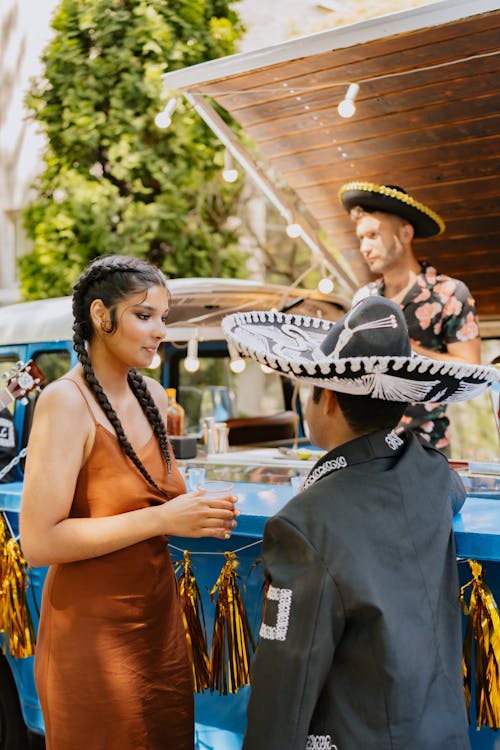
[[318, 276, 334, 294], [154, 97, 178, 129], [184, 336, 200, 373], [286, 223, 302, 238], [150, 353, 162, 369], [337, 83, 359, 119], [222, 150, 239, 183], [230, 358, 246, 373], [228, 342, 246, 373]]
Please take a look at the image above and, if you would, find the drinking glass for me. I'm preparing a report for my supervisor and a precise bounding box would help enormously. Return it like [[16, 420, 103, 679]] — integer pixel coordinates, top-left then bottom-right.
[[187, 467, 206, 492], [196, 480, 234, 497]]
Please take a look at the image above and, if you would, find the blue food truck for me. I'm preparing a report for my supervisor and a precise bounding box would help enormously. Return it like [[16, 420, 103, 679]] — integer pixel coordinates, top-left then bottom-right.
[[0, 276, 499, 749]]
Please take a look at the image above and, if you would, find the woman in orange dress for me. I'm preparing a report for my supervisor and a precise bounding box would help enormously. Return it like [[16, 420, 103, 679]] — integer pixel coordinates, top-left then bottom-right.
[[20, 255, 238, 750]]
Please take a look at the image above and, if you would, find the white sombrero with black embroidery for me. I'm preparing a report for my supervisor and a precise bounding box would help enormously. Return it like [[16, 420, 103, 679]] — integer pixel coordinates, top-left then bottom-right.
[[222, 297, 498, 403]]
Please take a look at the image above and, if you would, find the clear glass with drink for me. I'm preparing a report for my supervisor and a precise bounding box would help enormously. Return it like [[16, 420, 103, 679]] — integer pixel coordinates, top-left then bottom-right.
[[187, 467, 206, 492], [196, 480, 234, 497]]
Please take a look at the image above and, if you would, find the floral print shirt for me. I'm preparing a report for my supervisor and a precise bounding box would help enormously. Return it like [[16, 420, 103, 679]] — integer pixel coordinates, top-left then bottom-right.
[[352, 263, 480, 450]]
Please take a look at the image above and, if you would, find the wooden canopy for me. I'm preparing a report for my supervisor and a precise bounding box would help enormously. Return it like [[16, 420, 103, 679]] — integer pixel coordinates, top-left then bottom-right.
[[162, 0, 500, 323]]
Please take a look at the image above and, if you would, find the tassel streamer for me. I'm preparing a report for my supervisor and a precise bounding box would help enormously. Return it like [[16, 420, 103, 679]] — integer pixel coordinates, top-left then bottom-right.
[[174, 551, 210, 693], [209, 552, 255, 695], [0, 515, 36, 658], [460, 559, 500, 729]]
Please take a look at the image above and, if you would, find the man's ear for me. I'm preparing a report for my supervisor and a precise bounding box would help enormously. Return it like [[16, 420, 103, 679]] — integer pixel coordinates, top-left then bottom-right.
[[400, 222, 414, 243], [323, 389, 339, 416]]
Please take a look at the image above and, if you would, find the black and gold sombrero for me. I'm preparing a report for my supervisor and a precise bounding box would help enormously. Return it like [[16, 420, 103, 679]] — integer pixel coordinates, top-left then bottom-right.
[[339, 181, 445, 238], [222, 297, 498, 404]]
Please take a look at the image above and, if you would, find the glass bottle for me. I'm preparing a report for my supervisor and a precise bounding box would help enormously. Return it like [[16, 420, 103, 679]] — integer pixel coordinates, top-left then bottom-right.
[[166, 387, 185, 436]]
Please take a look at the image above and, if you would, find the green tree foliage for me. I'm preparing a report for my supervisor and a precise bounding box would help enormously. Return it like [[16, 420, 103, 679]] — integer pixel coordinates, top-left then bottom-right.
[[21, 0, 246, 299]]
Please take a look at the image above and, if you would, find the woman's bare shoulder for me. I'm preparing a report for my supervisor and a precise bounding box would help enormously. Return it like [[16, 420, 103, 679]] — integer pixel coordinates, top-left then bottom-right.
[[27, 372, 94, 456], [35, 371, 92, 419]]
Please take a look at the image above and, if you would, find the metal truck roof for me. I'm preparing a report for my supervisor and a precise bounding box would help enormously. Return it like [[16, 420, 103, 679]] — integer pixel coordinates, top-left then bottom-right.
[[0, 278, 348, 346]]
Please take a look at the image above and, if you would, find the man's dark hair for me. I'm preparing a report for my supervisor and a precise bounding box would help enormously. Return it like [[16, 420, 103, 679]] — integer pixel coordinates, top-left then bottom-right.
[[312, 386, 407, 434]]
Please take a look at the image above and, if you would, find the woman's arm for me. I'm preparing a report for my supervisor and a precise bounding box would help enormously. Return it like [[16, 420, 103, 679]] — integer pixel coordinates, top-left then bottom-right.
[[20, 380, 236, 567]]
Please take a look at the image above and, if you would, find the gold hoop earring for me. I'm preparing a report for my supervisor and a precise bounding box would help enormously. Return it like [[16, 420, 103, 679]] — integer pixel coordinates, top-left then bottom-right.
[[100, 320, 113, 333]]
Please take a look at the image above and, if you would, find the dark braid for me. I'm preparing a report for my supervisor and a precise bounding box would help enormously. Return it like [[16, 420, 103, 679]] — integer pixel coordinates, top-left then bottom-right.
[[72, 255, 172, 493], [128, 369, 171, 472]]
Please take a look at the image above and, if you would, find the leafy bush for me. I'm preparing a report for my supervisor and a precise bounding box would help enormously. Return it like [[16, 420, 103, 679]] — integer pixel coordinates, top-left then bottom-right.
[[21, 0, 246, 298]]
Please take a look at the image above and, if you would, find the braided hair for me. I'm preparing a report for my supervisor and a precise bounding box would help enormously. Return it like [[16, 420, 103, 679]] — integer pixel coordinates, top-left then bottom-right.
[[72, 255, 172, 492]]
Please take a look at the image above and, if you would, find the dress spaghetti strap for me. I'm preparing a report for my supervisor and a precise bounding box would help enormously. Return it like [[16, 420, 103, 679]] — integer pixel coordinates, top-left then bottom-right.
[[59, 378, 98, 425]]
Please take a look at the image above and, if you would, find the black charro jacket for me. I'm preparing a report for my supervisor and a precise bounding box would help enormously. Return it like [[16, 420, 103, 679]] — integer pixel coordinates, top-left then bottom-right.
[[243, 430, 470, 750]]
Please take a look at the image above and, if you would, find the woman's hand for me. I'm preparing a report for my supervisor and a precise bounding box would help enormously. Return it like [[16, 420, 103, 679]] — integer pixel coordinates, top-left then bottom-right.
[[158, 491, 239, 540]]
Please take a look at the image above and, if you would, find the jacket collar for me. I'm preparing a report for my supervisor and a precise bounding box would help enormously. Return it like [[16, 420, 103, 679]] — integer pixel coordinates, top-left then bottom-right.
[[303, 428, 406, 489]]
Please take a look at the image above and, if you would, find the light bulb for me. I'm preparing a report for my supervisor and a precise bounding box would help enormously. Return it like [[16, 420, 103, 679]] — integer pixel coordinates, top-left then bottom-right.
[[337, 99, 356, 118], [184, 357, 200, 373], [184, 336, 199, 372], [228, 341, 246, 373], [155, 111, 172, 129], [150, 353, 162, 369], [222, 150, 238, 183], [318, 277, 334, 294], [260, 364, 274, 374], [222, 168, 238, 183], [154, 97, 178, 129], [286, 223, 301, 238], [337, 82, 359, 119], [230, 358, 246, 373]]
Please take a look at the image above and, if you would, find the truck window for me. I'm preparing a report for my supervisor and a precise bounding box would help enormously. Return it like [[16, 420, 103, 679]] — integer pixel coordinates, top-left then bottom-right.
[[20, 350, 72, 462], [174, 354, 287, 434], [0, 356, 21, 483], [0, 356, 22, 417], [33, 350, 72, 385]]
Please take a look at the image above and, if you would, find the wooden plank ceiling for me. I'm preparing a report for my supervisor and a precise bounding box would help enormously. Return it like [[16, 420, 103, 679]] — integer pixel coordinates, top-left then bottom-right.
[[184, 9, 500, 320]]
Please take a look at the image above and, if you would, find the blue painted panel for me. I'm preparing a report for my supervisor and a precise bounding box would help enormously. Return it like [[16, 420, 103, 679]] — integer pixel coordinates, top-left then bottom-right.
[[454, 498, 500, 561]]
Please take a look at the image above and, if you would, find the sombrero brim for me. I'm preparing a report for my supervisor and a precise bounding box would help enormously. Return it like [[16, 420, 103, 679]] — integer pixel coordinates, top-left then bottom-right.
[[222, 311, 498, 404], [339, 182, 445, 238]]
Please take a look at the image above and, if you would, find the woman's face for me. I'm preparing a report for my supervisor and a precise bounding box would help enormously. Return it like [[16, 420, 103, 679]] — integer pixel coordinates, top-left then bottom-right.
[[94, 284, 170, 369]]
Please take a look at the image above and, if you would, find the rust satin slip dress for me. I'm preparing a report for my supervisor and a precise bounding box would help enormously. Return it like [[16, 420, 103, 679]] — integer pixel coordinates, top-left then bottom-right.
[[34, 379, 194, 750]]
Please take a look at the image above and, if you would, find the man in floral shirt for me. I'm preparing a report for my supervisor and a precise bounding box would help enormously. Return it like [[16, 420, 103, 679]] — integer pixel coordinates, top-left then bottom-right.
[[340, 182, 481, 453]]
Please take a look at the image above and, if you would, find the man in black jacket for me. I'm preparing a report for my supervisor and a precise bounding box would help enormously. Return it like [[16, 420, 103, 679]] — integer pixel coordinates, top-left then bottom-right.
[[222, 297, 498, 750]]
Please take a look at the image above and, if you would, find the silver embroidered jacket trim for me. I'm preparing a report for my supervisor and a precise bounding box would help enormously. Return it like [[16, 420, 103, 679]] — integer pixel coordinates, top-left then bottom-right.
[[306, 735, 337, 750], [303, 456, 348, 489], [259, 585, 292, 642]]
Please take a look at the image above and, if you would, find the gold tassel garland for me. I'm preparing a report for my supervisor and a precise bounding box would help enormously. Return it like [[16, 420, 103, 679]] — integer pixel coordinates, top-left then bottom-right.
[[460, 559, 500, 729], [209, 552, 255, 695], [0, 515, 36, 658], [174, 551, 210, 693]]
